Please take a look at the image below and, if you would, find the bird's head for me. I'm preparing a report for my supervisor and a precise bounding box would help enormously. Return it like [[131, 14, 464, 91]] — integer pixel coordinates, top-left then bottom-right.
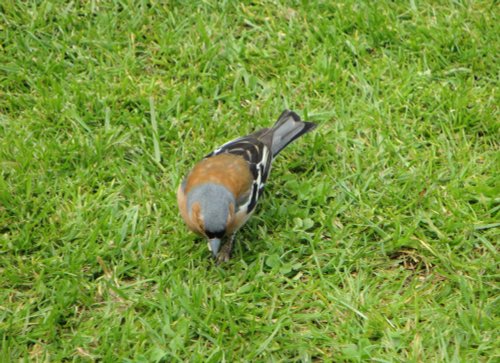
[[186, 183, 235, 257]]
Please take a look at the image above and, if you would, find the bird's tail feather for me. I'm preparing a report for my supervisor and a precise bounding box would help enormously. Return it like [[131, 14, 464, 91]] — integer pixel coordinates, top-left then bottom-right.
[[268, 110, 317, 157]]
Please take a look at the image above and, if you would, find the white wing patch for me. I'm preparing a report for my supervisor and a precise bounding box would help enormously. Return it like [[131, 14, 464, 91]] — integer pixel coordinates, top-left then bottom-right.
[[205, 135, 273, 214]]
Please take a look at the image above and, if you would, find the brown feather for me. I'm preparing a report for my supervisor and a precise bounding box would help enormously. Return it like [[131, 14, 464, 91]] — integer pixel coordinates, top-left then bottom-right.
[[227, 208, 253, 234], [178, 153, 253, 235], [184, 154, 253, 199], [177, 185, 203, 235]]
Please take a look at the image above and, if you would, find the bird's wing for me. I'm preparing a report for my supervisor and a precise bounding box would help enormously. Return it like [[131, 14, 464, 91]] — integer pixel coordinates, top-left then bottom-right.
[[205, 134, 273, 214]]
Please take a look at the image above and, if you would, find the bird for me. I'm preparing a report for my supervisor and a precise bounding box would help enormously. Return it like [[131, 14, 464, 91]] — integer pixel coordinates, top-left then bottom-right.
[[177, 110, 317, 263]]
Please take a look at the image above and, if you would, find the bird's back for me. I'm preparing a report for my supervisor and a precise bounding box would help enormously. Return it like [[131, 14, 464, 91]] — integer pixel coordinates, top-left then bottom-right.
[[183, 153, 253, 198]]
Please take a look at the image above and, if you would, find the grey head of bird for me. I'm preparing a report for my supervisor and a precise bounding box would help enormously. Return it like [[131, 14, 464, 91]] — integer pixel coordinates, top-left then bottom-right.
[[186, 183, 235, 256]]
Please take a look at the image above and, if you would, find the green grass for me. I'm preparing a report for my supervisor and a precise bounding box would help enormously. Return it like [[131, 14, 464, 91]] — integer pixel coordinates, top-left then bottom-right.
[[1, 0, 498, 361]]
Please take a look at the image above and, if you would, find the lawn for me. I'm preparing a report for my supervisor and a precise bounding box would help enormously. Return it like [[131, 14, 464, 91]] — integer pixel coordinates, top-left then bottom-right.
[[0, 0, 498, 361]]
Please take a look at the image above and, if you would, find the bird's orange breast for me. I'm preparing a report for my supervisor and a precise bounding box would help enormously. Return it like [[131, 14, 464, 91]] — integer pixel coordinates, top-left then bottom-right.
[[177, 153, 254, 235]]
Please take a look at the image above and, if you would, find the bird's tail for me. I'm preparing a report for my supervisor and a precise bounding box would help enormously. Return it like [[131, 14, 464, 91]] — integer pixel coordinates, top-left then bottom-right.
[[268, 110, 317, 157]]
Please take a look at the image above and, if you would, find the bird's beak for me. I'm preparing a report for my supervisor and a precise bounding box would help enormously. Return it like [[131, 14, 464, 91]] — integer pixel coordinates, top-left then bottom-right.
[[208, 238, 221, 257]]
